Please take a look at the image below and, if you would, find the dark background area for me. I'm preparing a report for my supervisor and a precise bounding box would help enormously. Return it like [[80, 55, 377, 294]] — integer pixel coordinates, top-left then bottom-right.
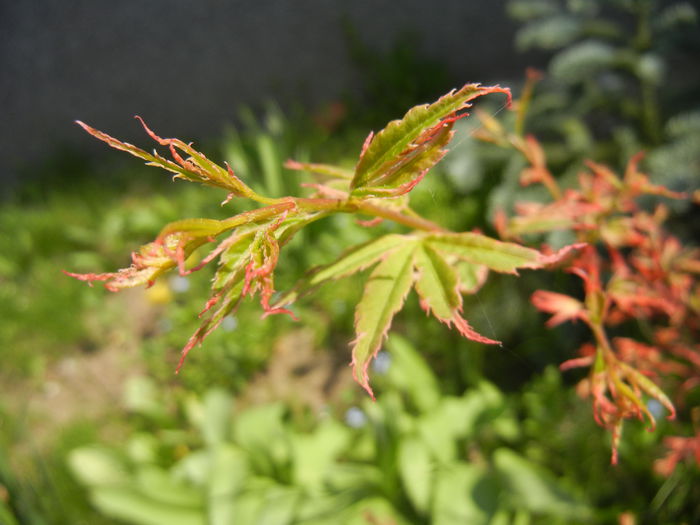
[[0, 0, 536, 191]]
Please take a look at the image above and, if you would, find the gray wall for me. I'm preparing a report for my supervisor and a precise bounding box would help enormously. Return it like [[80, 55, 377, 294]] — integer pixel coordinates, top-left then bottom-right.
[[1, 1, 521, 189]]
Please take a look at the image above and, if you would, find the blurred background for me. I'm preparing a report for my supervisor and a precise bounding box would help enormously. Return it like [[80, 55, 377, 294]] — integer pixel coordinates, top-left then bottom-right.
[[1, 1, 699, 524]]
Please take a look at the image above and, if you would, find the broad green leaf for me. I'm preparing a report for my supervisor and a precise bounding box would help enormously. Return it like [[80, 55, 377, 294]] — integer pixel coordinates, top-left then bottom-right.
[[249, 486, 300, 525], [233, 403, 290, 475], [427, 232, 555, 274], [414, 242, 499, 345], [291, 419, 349, 492], [351, 84, 510, 191], [135, 466, 204, 508], [207, 445, 249, 525], [385, 335, 441, 413], [275, 233, 409, 307], [493, 448, 590, 518], [351, 242, 418, 397], [398, 435, 433, 514], [432, 463, 498, 525], [90, 486, 204, 525], [68, 447, 130, 487], [200, 389, 233, 446]]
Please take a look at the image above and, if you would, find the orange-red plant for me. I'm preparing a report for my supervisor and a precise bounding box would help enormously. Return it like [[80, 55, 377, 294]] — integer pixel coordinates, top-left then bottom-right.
[[477, 76, 699, 465]]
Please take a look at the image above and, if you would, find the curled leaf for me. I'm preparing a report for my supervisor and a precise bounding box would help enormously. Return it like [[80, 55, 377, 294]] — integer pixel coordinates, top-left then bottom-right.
[[351, 84, 511, 195]]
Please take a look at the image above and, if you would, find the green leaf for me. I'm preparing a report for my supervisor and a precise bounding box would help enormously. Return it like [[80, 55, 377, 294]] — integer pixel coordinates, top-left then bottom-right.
[[385, 335, 441, 413], [207, 445, 249, 525], [455, 260, 488, 293], [68, 447, 130, 487], [351, 84, 510, 192], [291, 419, 349, 492], [200, 389, 233, 446], [397, 435, 433, 514], [275, 234, 408, 307], [135, 466, 204, 508], [211, 229, 258, 289], [414, 242, 499, 344], [90, 486, 204, 525], [493, 448, 590, 518], [77, 119, 254, 197], [426, 232, 557, 274], [432, 463, 499, 525], [414, 243, 461, 319], [233, 403, 290, 475], [351, 242, 418, 397], [158, 218, 227, 238], [550, 41, 616, 83], [350, 121, 455, 198]]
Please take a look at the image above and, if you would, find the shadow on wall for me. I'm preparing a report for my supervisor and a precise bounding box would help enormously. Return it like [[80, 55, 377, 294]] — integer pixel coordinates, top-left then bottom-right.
[[0, 0, 526, 192]]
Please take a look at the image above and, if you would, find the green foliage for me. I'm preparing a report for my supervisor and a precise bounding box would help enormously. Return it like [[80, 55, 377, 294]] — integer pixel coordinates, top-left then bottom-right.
[[69, 337, 592, 525], [71, 84, 580, 400], [4, 8, 699, 522], [506, 0, 700, 189]]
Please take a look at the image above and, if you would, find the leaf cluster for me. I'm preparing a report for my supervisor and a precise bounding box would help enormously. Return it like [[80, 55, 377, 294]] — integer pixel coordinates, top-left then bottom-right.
[[68, 337, 592, 525], [68, 84, 585, 398]]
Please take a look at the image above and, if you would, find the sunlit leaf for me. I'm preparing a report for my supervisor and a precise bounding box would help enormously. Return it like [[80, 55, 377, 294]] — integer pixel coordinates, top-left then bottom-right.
[[414, 242, 498, 344], [275, 234, 409, 307], [351, 242, 417, 397], [351, 84, 511, 193], [426, 232, 576, 274]]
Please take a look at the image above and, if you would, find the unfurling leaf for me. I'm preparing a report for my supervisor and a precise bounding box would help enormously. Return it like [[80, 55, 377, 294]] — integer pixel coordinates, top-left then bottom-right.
[[351, 84, 511, 196], [77, 118, 258, 198], [65, 219, 226, 291]]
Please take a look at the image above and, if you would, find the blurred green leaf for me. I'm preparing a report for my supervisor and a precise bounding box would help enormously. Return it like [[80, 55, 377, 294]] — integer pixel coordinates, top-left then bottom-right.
[[68, 447, 130, 487], [493, 448, 590, 518], [207, 445, 249, 525], [90, 486, 204, 525], [386, 334, 441, 413], [397, 435, 433, 513], [432, 463, 499, 525], [201, 389, 233, 446], [135, 465, 204, 508], [292, 420, 349, 492]]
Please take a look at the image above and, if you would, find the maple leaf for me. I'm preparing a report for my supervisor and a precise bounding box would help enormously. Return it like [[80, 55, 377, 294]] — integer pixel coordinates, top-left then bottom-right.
[[531, 290, 586, 327], [351, 84, 511, 197], [277, 232, 581, 397]]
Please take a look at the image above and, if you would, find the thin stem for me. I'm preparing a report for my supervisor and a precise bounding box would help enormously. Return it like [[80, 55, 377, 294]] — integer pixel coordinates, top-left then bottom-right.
[[261, 195, 448, 233], [354, 200, 448, 232], [589, 321, 617, 366]]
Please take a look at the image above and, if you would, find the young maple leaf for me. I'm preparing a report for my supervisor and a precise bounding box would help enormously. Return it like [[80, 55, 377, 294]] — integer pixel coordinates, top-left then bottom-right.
[[277, 232, 581, 397], [531, 290, 586, 327]]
